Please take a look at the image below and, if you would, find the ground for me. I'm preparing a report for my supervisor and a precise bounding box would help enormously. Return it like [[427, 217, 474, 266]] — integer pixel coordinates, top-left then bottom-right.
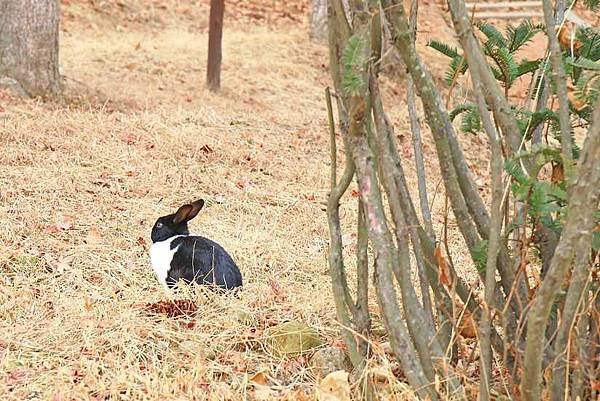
[[0, 1, 575, 399]]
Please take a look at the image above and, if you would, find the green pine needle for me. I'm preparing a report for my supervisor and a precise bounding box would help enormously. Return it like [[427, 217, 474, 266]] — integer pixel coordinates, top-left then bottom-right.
[[341, 34, 367, 96]]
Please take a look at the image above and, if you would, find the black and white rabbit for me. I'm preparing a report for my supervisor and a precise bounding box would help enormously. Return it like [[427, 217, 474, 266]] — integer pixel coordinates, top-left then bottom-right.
[[150, 199, 242, 290]]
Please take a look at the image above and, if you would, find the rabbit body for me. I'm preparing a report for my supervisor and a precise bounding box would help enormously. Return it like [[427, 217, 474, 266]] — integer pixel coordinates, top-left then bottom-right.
[[150, 199, 242, 291]]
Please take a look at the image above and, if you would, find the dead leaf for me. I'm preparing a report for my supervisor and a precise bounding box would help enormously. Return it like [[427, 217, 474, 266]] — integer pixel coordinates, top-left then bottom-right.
[[316, 370, 351, 401], [8, 370, 27, 383], [145, 299, 198, 318], [120, 133, 137, 145], [88, 272, 103, 285], [350, 189, 360, 197], [85, 227, 102, 244], [136, 237, 147, 246], [200, 144, 214, 153], [551, 163, 564, 184], [458, 309, 477, 339], [434, 245, 452, 286], [125, 170, 139, 177], [84, 296, 93, 311], [178, 320, 196, 330], [567, 83, 587, 111], [44, 225, 61, 234], [557, 24, 583, 53], [236, 180, 250, 190], [249, 369, 269, 386], [269, 279, 287, 302]]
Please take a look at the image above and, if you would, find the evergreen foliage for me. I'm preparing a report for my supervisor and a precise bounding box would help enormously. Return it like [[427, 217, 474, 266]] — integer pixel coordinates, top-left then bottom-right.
[[342, 34, 368, 96]]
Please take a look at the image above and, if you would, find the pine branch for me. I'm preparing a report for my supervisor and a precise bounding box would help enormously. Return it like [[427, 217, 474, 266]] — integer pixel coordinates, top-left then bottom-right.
[[476, 21, 507, 48], [427, 39, 461, 59]]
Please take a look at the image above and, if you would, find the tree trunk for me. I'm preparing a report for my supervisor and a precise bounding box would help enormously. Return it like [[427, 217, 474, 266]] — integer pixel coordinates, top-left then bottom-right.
[[310, 0, 328, 41], [311, 0, 351, 41], [206, 0, 224, 92], [0, 0, 60, 97]]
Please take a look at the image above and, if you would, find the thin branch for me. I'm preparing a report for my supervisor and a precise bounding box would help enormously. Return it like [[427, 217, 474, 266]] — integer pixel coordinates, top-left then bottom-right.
[[355, 199, 371, 336], [407, 78, 435, 240], [550, 242, 593, 401], [542, 0, 573, 159], [325, 88, 363, 369], [467, 49, 504, 401], [327, 87, 338, 188], [406, 0, 435, 241]]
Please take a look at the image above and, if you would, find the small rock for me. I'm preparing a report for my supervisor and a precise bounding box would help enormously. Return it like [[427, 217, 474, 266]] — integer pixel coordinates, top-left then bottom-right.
[[315, 370, 351, 401], [310, 347, 352, 379], [265, 320, 322, 357]]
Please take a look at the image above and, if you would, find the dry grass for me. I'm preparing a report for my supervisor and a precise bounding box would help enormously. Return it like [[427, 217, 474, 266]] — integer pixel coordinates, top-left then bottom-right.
[[0, 1, 492, 400]]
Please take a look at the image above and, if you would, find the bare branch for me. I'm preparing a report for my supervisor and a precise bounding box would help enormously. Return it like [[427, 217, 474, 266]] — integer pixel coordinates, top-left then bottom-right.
[[466, 46, 504, 401], [325, 87, 363, 369], [542, 0, 573, 159], [550, 241, 593, 401]]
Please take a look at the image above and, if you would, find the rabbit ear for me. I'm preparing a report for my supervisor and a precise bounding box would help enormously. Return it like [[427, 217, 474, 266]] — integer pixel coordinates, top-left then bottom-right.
[[173, 204, 193, 224], [172, 200, 204, 224], [187, 199, 205, 221]]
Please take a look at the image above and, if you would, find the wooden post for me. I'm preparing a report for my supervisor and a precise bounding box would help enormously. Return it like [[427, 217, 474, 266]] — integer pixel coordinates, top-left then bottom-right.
[[206, 0, 224, 91]]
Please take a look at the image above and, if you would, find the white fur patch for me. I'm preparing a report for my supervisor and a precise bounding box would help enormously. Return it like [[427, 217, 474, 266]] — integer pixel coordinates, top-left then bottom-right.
[[150, 235, 185, 289]]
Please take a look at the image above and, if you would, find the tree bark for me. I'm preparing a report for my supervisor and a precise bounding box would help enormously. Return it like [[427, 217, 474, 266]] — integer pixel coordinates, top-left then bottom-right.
[[0, 0, 60, 97], [207, 0, 224, 92], [310, 0, 329, 41]]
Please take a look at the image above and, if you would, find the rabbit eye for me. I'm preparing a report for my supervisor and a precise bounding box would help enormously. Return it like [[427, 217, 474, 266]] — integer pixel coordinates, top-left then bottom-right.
[[156, 222, 163, 229]]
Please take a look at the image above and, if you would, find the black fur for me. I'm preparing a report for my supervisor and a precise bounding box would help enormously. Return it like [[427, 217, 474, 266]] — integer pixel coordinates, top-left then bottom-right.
[[168, 235, 242, 289], [151, 199, 243, 290]]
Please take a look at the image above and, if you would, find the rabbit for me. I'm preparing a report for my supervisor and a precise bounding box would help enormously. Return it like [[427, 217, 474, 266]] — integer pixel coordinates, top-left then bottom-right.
[[149, 199, 242, 291]]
